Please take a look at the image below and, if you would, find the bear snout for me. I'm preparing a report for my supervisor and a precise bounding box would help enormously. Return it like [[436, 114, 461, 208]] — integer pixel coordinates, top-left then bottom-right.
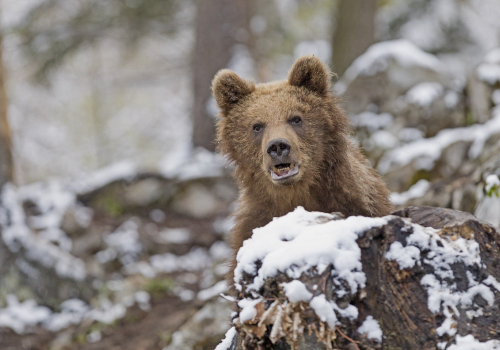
[[266, 138, 291, 160]]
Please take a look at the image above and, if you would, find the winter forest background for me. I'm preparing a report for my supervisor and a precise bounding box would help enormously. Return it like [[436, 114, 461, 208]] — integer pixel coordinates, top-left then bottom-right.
[[0, 0, 500, 349]]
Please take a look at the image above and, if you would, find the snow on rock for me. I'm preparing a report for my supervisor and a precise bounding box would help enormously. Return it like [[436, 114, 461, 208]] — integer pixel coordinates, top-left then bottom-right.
[[95, 219, 142, 265], [390, 179, 430, 205], [385, 219, 499, 340], [405, 82, 444, 107], [234, 207, 387, 293], [447, 335, 500, 350], [215, 327, 237, 350], [0, 184, 87, 281], [238, 298, 262, 323], [234, 207, 387, 331], [350, 111, 394, 132], [0, 294, 135, 334], [485, 174, 500, 193], [309, 294, 338, 328], [159, 147, 228, 180], [197, 280, 227, 301], [477, 48, 500, 85], [357, 315, 383, 342], [282, 280, 313, 303], [70, 160, 137, 195], [340, 39, 442, 90], [0, 295, 51, 334], [378, 106, 500, 173]]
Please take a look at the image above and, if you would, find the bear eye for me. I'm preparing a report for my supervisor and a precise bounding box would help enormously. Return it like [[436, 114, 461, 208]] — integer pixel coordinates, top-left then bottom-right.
[[290, 116, 302, 126], [253, 124, 264, 133]]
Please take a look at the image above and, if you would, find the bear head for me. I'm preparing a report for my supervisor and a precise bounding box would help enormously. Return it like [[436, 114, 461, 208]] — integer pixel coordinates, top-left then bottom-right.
[[212, 55, 349, 191]]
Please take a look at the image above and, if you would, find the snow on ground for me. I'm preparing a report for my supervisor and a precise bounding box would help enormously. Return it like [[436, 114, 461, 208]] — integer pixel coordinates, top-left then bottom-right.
[[385, 221, 499, 340], [338, 39, 442, 91], [378, 106, 500, 174], [0, 151, 230, 335], [159, 147, 228, 180], [477, 48, 500, 85], [390, 179, 430, 205], [350, 111, 394, 132], [405, 82, 444, 107], [0, 184, 87, 281]]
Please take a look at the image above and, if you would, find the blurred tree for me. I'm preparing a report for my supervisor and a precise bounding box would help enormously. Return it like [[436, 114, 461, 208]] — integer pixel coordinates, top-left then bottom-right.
[[15, 0, 182, 82], [331, 0, 377, 76], [0, 31, 13, 187], [192, 0, 252, 151]]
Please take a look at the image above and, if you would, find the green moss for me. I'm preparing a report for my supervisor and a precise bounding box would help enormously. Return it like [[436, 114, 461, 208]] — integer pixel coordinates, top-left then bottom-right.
[[144, 278, 175, 297], [95, 195, 124, 217], [410, 169, 433, 187], [465, 110, 476, 126]]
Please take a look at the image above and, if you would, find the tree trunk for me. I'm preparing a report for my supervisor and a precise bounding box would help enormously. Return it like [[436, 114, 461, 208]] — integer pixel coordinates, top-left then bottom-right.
[[332, 0, 377, 76], [0, 32, 13, 187], [191, 0, 252, 151], [229, 206, 500, 349]]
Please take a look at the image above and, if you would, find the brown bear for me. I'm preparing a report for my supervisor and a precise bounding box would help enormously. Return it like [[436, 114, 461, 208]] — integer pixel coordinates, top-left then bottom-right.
[[212, 55, 394, 283]]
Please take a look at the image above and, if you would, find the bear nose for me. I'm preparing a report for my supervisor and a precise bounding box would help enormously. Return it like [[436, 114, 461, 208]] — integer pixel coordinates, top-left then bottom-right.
[[266, 139, 291, 159]]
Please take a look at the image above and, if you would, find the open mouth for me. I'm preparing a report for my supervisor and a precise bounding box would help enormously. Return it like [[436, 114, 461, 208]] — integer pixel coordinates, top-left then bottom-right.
[[270, 163, 299, 181]]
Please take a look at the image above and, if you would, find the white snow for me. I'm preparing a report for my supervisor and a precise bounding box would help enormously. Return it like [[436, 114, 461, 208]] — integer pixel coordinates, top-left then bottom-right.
[[357, 315, 383, 342], [96, 219, 142, 265], [234, 207, 387, 294], [340, 40, 442, 90], [405, 82, 444, 107], [485, 174, 500, 193], [385, 241, 421, 269], [71, 160, 137, 195], [157, 227, 191, 244], [0, 295, 51, 334], [378, 107, 500, 173], [350, 111, 393, 132], [198, 281, 227, 301], [0, 184, 87, 281], [447, 335, 500, 350], [238, 298, 262, 323], [159, 147, 227, 180], [234, 207, 387, 329], [477, 49, 500, 85], [282, 280, 313, 303], [215, 327, 237, 350], [390, 179, 430, 205], [385, 219, 499, 340], [310, 295, 338, 328]]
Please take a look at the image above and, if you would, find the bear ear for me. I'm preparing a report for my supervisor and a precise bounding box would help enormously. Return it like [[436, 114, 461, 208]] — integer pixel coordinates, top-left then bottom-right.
[[212, 69, 255, 113], [288, 55, 330, 95]]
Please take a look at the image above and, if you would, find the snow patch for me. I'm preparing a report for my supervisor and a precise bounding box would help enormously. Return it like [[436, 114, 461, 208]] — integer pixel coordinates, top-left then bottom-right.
[[447, 335, 500, 350], [390, 179, 430, 205], [405, 82, 444, 107], [378, 107, 500, 173], [340, 40, 442, 90], [282, 280, 313, 303], [357, 315, 383, 342], [215, 327, 237, 350]]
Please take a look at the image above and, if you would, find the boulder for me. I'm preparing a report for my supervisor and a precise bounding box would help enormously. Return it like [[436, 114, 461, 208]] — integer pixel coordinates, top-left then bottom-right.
[[220, 206, 500, 349]]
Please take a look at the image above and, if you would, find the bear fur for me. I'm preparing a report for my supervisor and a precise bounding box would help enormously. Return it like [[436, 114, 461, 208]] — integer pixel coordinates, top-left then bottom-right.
[[212, 55, 394, 283]]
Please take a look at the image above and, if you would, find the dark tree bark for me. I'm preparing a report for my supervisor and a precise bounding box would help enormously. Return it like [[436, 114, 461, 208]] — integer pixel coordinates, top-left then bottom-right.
[[332, 0, 377, 76], [0, 31, 13, 187], [192, 0, 252, 151]]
